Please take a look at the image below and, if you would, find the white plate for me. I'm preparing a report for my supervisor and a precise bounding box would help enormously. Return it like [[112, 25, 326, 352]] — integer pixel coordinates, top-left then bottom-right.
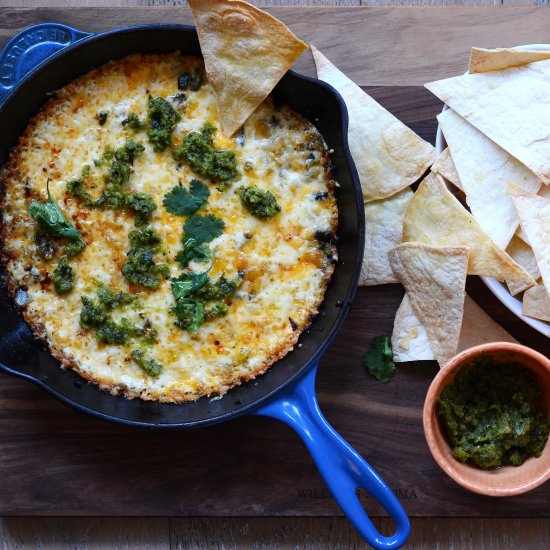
[[434, 44, 550, 338]]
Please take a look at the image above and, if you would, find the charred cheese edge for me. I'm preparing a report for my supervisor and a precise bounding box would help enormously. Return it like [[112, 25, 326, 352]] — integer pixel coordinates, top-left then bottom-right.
[[0, 53, 337, 402]]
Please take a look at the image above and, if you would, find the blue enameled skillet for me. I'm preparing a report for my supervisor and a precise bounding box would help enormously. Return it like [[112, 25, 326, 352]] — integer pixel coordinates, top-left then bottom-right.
[[0, 23, 409, 548]]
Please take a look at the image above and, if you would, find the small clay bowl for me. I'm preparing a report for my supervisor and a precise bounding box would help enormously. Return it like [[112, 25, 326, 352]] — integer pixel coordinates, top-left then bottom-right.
[[423, 342, 550, 496]]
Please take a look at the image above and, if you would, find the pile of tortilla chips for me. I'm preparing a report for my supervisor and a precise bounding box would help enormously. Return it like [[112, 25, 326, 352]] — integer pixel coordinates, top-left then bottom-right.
[[312, 47, 531, 366], [426, 47, 550, 338]]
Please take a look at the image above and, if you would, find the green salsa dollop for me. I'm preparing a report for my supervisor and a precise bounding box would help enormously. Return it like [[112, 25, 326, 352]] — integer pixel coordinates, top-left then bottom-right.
[[437, 358, 549, 470]]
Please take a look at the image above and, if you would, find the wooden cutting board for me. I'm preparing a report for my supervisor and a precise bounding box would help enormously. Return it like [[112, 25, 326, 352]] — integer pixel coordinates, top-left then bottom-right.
[[0, 7, 548, 518]]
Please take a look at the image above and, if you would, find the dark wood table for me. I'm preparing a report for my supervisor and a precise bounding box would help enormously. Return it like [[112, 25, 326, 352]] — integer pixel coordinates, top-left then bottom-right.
[[0, 2, 548, 548]]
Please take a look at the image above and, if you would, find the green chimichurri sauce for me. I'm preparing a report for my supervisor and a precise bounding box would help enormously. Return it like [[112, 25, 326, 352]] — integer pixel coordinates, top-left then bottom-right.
[[172, 122, 239, 188], [437, 358, 550, 470]]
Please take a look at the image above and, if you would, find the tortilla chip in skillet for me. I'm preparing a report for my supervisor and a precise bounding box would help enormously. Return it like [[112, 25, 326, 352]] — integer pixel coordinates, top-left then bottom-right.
[[426, 69, 550, 185], [389, 243, 468, 366], [523, 283, 550, 322], [188, 0, 307, 136], [509, 184, 550, 300], [403, 173, 535, 284], [438, 109, 541, 250], [506, 235, 540, 296], [469, 47, 550, 74], [312, 46, 434, 202], [392, 294, 518, 363], [432, 147, 463, 191], [360, 187, 414, 286]]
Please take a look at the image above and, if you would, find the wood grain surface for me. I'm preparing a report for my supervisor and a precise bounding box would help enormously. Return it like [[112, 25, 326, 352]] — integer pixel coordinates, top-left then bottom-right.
[[3, 5, 550, 86], [0, 3, 549, 548], [0, 517, 549, 549]]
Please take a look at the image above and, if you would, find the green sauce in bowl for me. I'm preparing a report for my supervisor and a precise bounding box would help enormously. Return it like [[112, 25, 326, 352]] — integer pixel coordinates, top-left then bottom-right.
[[437, 357, 550, 470]]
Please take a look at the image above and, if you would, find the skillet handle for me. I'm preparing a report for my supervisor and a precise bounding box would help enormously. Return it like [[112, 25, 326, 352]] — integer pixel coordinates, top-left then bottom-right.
[[0, 23, 91, 104], [252, 364, 410, 549]]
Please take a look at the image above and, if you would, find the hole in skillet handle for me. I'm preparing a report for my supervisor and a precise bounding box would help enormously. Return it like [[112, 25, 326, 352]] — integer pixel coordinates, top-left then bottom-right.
[[251, 364, 410, 549], [0, 23, 92, 105]]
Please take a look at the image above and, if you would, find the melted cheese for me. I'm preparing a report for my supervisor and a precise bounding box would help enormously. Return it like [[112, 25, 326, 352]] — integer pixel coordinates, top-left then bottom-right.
[[1, 53, 337, 402]]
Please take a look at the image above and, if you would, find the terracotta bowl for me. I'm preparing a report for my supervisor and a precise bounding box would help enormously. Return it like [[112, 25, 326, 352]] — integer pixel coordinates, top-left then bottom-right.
[[423, 342, 550, 496]]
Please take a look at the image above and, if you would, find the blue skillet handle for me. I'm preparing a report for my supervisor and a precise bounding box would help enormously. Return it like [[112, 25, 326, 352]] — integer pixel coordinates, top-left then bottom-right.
[[0, 23, 91, 104], [252, 364, 410, 549]]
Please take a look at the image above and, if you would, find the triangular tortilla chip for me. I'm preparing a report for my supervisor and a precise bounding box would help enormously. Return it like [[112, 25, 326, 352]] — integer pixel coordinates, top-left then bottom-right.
[[458, 294, 519, 350], [312, 46, 434, 202], [388, 243, 468, 366], [506, 235, 540, 296], [523, 283, 550, 322], [432, 147, 463, 191], [392, 294, 434, 362], [438, 109, 541, 249], [515, 185, 550, 244], [188, 0, 307, 136], [403, 173, 534, 284], [360, 187, 414, 285], [469, 47, 550, 74], [392, 294, 518, 364], [509, 184, 550, 300], [426, 67, 550, 184]]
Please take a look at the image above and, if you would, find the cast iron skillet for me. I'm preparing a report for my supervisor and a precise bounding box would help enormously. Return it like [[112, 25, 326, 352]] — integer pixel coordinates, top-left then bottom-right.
[[0, 23, 409, 548]]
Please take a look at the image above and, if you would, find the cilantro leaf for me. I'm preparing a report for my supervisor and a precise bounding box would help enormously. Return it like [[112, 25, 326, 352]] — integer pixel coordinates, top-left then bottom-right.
[[29, 182, 83, 242], [183, 213, 224, 245], [363, 336, 396, 382], [171, 271, 209, 301], [174, 214, 223, 269], [175, 238, 211, 269], [163, 179, 210, 216], [173, 298, 205, 332]]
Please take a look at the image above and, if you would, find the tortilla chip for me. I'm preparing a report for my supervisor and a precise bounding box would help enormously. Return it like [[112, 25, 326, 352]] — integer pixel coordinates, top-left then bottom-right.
[[459, 294, 519, 350], [389, 243, 468, 366], [516, 225, 529, 245], [515, 183, 550, 243], [188, 0, 307, 136], [392, 294, 434, 362], [392, 294, 519, 363], [506, 235, 540, 296], [469, 47, 550, 74], [509, 184, 550, 300], [360, 187, 414, 285], [523, 283, 550, 322], [432, 147, 463, 191], [403, 173, 535, 284], [426, 68, 550, 185], [438, 109, 541, 249], [312, 46, 434, 202]]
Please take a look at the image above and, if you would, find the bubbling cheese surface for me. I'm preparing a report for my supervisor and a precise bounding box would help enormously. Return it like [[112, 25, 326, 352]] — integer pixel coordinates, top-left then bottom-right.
[[1, 53, 337, 402]]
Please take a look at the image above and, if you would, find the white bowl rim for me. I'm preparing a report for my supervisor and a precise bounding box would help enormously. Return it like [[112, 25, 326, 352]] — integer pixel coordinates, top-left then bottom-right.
[[434, 43, 550, 338]]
